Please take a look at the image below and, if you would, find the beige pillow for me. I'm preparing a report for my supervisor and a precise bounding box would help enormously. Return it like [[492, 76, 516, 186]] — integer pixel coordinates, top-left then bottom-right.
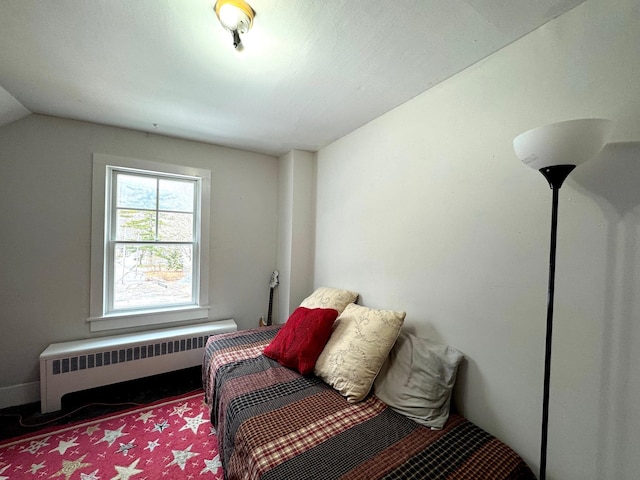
[[299, 287, 358, 314], [373, 331, 464, 429], [315, 303, 405, 402]]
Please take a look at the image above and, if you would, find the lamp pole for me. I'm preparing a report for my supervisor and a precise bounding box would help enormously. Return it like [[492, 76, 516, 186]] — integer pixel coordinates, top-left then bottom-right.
[[514, 118, 612, 480], [537, 164, 575, 480]]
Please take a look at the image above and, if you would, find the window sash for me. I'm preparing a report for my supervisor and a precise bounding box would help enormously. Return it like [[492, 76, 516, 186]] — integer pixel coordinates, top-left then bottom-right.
[[105, 168, 201, 315], [107, 241, 197, 313]]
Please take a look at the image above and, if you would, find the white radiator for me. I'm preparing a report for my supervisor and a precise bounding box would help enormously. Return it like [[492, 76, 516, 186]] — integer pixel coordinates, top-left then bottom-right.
[[39, 319, 237, 413]]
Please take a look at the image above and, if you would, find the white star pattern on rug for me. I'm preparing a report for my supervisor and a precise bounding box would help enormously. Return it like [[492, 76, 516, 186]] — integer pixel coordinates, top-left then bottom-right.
[[167, 444, 199, 470], [0, 392, 223, 480], [117, 439, 137, 456], [136, 411, 156, 424], [144, 439, 161, 452], [80, 469, 100, 480], [170, 402, 192, 418], [0, 464, 10, 480], [29, 462, 45, 474], [111, 457, 143, 479], [201, 455, 223, 475], [95, 426, 128, 447], [179, 412, 209, 434], [151, 420, 170, 433], [19, 436, 50, 454], [50, 436, 80, 455]]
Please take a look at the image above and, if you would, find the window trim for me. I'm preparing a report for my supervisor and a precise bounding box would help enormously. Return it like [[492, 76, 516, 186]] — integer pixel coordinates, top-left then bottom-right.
[[89, 153, 211, 332]]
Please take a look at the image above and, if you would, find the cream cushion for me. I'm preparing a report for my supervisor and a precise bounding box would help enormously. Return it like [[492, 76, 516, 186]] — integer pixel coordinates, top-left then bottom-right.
[[314, 303, 405, 403], [299, 287, 358, 314], [373, 331, 464, 429]]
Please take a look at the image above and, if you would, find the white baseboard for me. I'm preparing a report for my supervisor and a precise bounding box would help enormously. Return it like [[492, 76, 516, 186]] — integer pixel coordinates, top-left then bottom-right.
[[0, 382, 40, 409]]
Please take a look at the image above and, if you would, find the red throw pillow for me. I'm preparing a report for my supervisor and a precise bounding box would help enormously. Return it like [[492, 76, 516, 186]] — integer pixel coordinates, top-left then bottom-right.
[[263, 307, 339, 375]]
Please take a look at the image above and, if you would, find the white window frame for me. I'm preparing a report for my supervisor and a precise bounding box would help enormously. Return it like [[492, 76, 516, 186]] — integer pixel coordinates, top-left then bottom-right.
[[89, 153, 211, 332]]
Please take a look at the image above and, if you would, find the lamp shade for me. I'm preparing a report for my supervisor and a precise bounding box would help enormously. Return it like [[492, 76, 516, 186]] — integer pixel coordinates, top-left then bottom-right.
[[215, 0, 254, 34], [513, 118, 613, 170]]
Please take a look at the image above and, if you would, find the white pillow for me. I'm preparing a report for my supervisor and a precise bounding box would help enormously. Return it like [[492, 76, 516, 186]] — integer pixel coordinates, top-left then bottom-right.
[[373, 331, 464, 429], [299, 287, 358, 314], [314, 303, 405, 403]]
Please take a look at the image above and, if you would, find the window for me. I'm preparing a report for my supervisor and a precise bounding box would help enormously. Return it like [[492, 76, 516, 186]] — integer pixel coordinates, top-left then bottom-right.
[[90, 154, 210, 332]]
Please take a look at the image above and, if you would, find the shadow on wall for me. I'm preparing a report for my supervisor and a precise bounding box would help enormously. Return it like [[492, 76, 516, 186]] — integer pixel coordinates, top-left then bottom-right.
[[570, 142, 640, 478]]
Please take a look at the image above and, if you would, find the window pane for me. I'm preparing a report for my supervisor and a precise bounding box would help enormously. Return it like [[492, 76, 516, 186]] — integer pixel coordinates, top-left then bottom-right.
[[159, 179, 194, 212], [113, 244, 193, 310], [117, 174, 157, 210], [116, 210, 156, 241], [158, 212, 193, 241]]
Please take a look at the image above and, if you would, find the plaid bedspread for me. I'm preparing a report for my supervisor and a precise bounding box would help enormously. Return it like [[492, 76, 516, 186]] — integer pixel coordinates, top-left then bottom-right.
[[203, 327, 535, 480]]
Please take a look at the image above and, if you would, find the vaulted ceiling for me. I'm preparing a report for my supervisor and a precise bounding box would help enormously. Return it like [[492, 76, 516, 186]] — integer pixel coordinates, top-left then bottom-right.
[[0, 0, 586, 156]]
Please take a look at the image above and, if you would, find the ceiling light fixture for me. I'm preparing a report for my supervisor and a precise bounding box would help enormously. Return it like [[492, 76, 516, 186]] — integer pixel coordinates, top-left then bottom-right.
[[214, 0, 255, 50]]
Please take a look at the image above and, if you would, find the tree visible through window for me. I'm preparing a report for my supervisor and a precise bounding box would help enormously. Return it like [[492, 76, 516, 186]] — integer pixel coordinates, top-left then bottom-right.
[[109, 171, 198, 312]]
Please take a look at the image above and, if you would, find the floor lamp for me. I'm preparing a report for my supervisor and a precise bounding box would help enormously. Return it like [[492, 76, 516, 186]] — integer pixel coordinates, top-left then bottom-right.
[[513, 118, 612, 480]]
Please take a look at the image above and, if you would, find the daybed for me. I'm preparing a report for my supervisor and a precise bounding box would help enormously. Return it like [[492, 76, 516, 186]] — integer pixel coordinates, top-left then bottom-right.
[[203, 288, 535, 480]]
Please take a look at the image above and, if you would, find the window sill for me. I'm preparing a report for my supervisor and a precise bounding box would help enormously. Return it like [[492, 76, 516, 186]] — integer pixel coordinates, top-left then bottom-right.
[[88, 306, 210, 332]]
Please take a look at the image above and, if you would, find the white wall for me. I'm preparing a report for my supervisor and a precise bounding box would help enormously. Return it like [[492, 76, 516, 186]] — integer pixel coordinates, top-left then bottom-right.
[[277, 150, 315, 322], [314, 0, 640, 478], [0, 115, 278, 401]]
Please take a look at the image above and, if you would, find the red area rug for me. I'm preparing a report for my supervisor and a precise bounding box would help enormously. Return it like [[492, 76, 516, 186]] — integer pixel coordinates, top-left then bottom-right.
[[0, 390, 223, 479]]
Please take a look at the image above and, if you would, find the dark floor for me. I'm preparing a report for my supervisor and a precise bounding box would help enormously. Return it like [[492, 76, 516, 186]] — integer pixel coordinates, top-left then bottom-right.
[[0, 366, 203, 442]]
